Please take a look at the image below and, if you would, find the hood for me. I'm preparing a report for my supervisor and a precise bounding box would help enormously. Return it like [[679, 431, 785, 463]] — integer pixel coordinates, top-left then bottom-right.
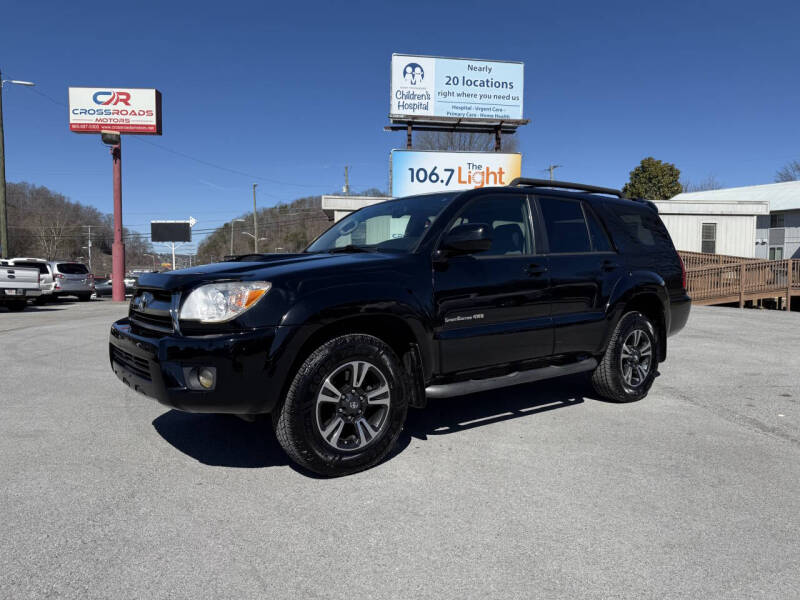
[[135, 252, 406, 291]]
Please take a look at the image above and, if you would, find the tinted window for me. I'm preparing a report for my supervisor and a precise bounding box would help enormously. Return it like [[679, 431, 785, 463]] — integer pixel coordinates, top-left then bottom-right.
[[539, 197, 591, 253], [612, 206, 672, 249], [449, 195, 532, 255], [584, 205, 613, 252], [57, 263, 89, 274], [13, 261, 49, 274]]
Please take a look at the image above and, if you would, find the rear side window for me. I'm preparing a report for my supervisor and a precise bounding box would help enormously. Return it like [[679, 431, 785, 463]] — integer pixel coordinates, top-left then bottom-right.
[[611, 206, 672, 249], [539, 197, 591, 253], [584, 205, 614, 252], [13, 262, 49, 274], [57, 263, 89, 274]]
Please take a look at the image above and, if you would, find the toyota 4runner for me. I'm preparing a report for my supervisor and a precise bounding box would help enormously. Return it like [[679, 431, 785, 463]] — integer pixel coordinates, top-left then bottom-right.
[[110, 179, 690, 476]]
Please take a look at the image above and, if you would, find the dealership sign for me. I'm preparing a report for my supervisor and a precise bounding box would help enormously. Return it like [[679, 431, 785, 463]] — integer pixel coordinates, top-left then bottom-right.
[[391, 150, 521, 197], [68, 87, 162, 134], [390, 54, 524, 121]]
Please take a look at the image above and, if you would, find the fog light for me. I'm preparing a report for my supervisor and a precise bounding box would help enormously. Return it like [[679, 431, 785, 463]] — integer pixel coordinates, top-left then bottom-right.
[[197, 367, 216, 389]]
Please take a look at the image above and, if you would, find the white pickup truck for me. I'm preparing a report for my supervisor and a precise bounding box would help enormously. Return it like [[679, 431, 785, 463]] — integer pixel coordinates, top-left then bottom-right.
[[0, 262, 41, 312]]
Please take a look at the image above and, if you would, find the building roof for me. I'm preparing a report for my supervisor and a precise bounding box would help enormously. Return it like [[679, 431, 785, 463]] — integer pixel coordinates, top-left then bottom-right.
[[671, 181, 800, 212]]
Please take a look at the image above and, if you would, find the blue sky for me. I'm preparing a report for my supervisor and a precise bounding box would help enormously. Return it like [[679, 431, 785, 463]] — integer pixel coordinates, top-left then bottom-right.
[[2, 0, 799, 252]]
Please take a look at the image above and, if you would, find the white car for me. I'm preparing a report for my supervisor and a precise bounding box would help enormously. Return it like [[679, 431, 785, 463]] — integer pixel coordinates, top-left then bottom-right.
[[7, 258, 55, 303]]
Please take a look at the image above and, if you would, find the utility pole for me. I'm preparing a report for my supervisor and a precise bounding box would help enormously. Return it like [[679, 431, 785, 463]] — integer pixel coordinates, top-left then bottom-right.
[[252, 183, 259, 253], [546, 164, 563, 181], [82, 225, 93, 273], [0, 71, 35, 259], [343, 166, 350, 195]]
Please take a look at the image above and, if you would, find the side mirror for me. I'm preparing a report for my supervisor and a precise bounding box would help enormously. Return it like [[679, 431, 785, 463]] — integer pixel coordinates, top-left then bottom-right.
[[441, 223, 493, 255]]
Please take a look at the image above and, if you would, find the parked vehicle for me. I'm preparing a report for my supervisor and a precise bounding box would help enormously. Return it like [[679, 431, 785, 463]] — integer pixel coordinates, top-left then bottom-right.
[[7, 258, 54, 303], [49, 261, 94, 301], [95, 277, 137, 298], [0, 262, 41, 311], [110, 179, 691, 476]]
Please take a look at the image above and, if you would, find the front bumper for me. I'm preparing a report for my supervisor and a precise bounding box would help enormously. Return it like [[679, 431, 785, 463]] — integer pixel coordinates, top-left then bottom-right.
[[109, 318, 294, 414]]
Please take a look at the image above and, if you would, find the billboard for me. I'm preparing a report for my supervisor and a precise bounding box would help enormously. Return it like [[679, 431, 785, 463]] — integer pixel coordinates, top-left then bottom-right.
[[390, 54, 524, 121], [69, 87, 162, 134], [391, 150, 521, 197], [151, 221, 191, 242]]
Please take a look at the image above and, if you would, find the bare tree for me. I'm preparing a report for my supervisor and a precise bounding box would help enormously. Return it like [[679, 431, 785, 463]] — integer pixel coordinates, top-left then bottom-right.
[[775, 160, 800, 182], [680, 175, 723, 193], [414, 131, 519, 153]]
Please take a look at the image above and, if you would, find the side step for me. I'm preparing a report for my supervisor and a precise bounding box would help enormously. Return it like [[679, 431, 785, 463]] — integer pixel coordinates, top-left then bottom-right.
[[424, 358, 597, 399]]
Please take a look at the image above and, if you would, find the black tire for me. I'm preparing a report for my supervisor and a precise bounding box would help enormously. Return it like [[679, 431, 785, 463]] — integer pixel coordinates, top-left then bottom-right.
[[273, 334, 408, 476], [592, 311, 658, 403], [35, 295, 49, 305], [78, 294, 92, 302], [6, 302, 27, 312]]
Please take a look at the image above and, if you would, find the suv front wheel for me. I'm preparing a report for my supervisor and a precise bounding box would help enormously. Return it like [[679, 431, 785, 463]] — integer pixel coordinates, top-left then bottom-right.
[[273, 334, 408, 476], [592, 311, 658, 403]]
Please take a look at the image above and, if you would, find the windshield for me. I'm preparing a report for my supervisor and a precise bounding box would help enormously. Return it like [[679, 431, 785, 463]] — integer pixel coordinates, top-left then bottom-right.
[[306, 193, 455, 253]]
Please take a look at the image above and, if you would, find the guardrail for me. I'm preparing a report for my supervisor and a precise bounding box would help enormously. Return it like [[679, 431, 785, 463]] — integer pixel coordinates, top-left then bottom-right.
[[680, 252, 798, 309], [679, 250, 763, 271]]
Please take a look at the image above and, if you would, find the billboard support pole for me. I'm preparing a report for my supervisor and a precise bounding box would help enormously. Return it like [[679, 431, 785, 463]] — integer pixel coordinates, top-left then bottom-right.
[[406, 124, 412, 149], [495, 127, 501, 152], [111, 140, 125, 302]]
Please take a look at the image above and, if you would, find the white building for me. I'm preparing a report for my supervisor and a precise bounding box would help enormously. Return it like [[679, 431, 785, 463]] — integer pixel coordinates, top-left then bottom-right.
[[653, 191, 769, 258], [321, 195, 393, 223]]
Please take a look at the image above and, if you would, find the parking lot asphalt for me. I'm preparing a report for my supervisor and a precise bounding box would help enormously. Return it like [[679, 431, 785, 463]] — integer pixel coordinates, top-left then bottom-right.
[[1, 300, 799, 599]]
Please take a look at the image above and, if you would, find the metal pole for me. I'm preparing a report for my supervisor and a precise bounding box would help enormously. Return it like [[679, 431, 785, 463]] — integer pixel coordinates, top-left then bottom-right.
[[0, 73, 8, 259], [83, 225, 93, 273], [406, 123, 412, 149], [171, 242, 176, 270], [230, 221, 234, 255], [111, 140, 125, 302], [252, 183, 258, 253]]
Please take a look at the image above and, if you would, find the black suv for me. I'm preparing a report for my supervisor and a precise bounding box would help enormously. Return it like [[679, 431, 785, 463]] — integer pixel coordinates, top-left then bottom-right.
[[110, 179, 690, 476]]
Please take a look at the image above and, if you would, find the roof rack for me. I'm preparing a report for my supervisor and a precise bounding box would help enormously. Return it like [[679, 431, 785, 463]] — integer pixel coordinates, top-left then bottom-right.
[[508, 178, 623, 198]]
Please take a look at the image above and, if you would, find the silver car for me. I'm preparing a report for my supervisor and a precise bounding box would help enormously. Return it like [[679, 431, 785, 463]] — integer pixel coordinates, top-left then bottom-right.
[[49, 261, 94, 301], [8, 258, 55, 303]]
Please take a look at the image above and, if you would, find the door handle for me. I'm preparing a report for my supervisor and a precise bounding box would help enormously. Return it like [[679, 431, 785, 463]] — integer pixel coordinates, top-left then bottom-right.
[[525, 263, 547, 276], [602, 260, 620, 271]]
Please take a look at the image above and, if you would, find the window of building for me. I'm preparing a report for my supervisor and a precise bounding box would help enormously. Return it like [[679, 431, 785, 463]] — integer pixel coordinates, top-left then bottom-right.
[[770, 213, 785, 228], [769, 247, 784, 260], [701, 223, 717, 254]]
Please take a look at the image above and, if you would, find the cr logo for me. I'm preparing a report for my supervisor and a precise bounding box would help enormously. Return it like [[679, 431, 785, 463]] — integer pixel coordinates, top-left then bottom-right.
[[92, 91, 132, 106]]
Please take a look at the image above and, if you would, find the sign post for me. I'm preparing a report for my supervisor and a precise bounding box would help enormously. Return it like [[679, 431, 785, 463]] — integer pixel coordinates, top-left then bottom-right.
[[68, 87, 162, 301], [111, 140, 124, 301]]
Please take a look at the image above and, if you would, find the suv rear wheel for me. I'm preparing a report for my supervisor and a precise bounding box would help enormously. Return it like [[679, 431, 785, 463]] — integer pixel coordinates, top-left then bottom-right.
[[592, 311, 658, 403], [273, 334, 408, 476]]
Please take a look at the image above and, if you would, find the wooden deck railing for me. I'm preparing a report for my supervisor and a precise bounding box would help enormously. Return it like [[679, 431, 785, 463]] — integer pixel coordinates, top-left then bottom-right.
[[678, 250, 764, 271], [681, 252, 798, 308]]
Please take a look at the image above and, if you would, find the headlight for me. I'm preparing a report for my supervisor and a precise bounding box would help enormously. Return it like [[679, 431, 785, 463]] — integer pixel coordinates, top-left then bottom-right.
[[180, 281, 271, 323]]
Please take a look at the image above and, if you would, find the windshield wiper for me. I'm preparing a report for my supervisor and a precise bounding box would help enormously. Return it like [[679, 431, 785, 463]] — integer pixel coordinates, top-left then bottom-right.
[[327, 245, 373, 254]]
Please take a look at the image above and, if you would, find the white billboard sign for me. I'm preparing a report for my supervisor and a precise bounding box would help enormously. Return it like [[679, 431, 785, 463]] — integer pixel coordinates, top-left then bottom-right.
[[390, 54, 524, 121], [391, 150, 521, 197], [68, 87, 162, 134]]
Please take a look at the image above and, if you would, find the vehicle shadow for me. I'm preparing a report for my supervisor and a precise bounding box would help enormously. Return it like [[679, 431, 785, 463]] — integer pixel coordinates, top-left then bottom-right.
[[402, 372, 593, 441], [152, 411, 290, 469], [151, 373, 594, 475]]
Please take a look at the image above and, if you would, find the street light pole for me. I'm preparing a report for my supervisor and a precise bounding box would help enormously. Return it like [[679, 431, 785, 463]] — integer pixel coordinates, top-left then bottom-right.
[[0, 70, 35, 259], [230, 218, 245, 255], [252, 183, 258, 253]]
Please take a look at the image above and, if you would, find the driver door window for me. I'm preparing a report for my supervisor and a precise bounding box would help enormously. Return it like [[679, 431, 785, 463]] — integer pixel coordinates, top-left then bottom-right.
[[447, 195, 534, 256]]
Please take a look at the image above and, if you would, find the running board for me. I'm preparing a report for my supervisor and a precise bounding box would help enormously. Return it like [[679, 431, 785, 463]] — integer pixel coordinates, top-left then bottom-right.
[[425, 358, 597, 399]]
